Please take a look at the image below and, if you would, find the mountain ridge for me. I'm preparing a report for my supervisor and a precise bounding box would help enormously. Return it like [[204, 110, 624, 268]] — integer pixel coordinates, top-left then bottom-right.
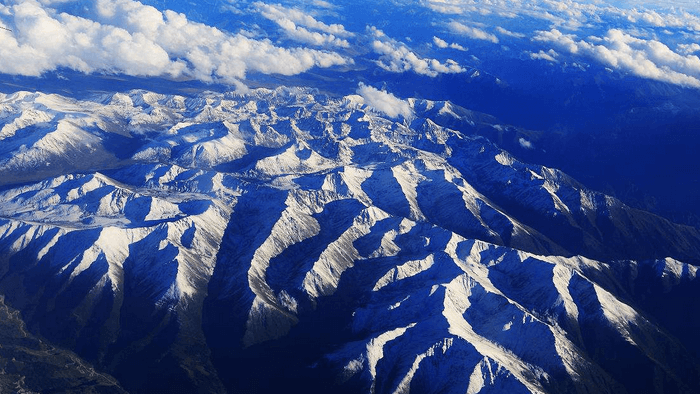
[[0, 86, 698, 393]]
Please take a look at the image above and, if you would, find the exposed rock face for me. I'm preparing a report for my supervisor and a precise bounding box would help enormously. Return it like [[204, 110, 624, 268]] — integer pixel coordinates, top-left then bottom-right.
[[0, 295, 126, 394]]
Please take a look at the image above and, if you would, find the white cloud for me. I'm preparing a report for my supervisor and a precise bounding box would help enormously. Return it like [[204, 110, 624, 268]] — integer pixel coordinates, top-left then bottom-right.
[[678, 43, 700, 55], [271, 17, 350, 47], [495, 26, 525, 38], [433, 36, 467, 51], [447, 21, 499, 44], [519, 137, 533, 149], [0, 0, 352, 86], [534, 28, 700, 88], [356, 83, 413, 119], [449, 42, 467, 51], [255, 2, 352, 48], [433, 36, 449, 48], [370, 28, 465, 77], [311, 0, 335, 9], [622, 8, 700, 31], [0, 1, 180, 77], [420, 0, 700, 34], [427, 2, 473, 15], [254, 2, 352, 37], [530, 49, 559, 62], [532, 28, 580, 53], [421, 0, 518, 18]]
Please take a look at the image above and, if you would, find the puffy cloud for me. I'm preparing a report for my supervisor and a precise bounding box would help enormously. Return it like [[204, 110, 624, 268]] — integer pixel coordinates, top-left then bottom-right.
[[271, 18, 350, 47], [356, 83, 413, 119], [519, 137, 533, 149], [255, 2, 352, 48], [433, 36, 467, 51], [530, 49, 559, 62], [447, 21, 499, 43], [433, 36, 449, 48], [534, 28, 700, 88], [0, 0, 351, 86], [0, 1, 180, 77], [370, 28, 465, 77], [622, 8, 700, 31], [495, 26, 525, 38], [678, 43, 700, 55], [254, 2, 352, 37], [532, 28, 580, 53]]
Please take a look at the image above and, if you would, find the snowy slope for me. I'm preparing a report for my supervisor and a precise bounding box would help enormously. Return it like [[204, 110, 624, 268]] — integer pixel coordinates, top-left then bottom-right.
[[0, 87, 698, 393]]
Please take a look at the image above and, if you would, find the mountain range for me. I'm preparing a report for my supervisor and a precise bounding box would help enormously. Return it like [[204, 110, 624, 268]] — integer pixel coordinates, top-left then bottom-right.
[[0, 87, 698, 393]]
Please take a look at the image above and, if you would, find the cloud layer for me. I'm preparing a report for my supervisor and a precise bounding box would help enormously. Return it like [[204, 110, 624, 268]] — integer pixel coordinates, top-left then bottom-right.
[[2, 0, 700, 91], [535, 28, 700, 88], [0, 0, 351, 86], [413, 0, 700, 88], [421, 0, 700, 32]]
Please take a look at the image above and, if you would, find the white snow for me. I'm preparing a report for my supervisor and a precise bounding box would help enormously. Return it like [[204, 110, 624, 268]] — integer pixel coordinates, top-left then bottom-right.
[[494, 151, 515, 166], [373, 254, 435, 291], [0, 86, 695, 394]]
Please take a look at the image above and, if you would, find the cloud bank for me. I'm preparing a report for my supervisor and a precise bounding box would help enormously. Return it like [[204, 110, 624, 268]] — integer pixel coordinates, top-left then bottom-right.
[[535, 28, 700, 88], [421, 0, 700, 32], [3, 0, 700, 92], [0, 0, 352, 86], [370, 28, 465, 77], [255, 2, 351, 48]]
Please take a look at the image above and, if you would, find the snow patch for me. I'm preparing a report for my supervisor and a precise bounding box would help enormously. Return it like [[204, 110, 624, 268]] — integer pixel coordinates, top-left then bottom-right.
[[494, 152, 514, 166]]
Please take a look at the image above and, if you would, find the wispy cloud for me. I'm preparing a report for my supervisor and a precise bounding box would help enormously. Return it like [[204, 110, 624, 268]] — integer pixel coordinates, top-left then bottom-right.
[[310, 0, 336, 10], [530, 49, 559, 62], [622, 8, 700, 31], [495, 26, 525, 38], [447, 21, 498, 44], [356, 83, 413, 119], [253, 2, 352, 36], [255, 2, 352, 48], [420, 0, 700, 34]]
